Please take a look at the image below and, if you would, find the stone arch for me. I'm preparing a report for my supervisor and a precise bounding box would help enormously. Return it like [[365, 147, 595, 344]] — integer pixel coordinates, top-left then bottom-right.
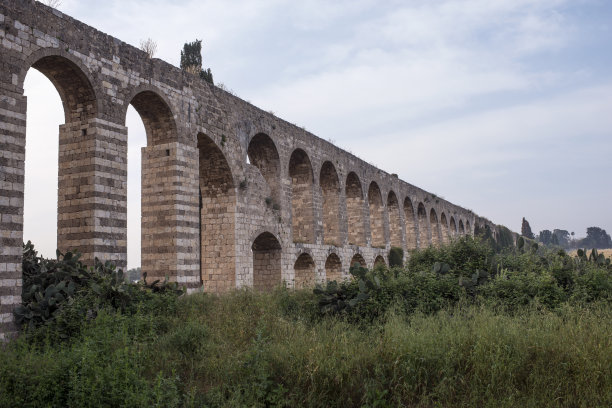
[[294, 253, 316, 289], [252, 232, 282, 291], [320, 161, 341, 246], [404, 197, 417, 250], [247, 133, 281, 205], [466, 221, 472, 235], [198, 133, 236, 292], [417, 202, 428, 248], [387, 191, 402, 248], [459, 219, 465, 235], [20, 49, 99, 123], [325, 253, 342, 282], [440, 212, 450, 245], [368, 181, 385, 248], [128, 89, 178, 146], [430, 208, 441, 247], [450, 216, 457, 238], [374, 255, 386, 268], [289, 149, 315, 244], [21, 53, 110, 267], [346, 172, 366, 246], [350, 253, 367, 268]]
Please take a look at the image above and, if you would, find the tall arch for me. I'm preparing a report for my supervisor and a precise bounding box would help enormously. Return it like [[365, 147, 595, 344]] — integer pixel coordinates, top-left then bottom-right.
[[368, 182, 385, 248], [198, 133, 235, 293], [325, 253, 342, 282], [440, 212, 450, 245], [459, 220, 465, 235], [289, 149, 315, 244], [346, 172, 366, 246], [430, 208, 441, 247], [252, 232, 282, 291], [247, 133, 281, 205], [417, 202, 428, 248], [404, 197, 417, 250], [294, 253, 316, 289], [450, 216, 457, 239], [387, 191, 402, 248], [320, 161, 341, 246]]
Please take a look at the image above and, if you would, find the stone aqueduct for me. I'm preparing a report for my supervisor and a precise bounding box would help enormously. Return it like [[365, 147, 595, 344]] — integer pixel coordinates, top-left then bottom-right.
[[0, 1, 498, 338]]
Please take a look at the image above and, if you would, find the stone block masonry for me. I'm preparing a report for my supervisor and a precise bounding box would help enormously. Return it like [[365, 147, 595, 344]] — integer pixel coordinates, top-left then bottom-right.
[[0, 0, 499, 339]]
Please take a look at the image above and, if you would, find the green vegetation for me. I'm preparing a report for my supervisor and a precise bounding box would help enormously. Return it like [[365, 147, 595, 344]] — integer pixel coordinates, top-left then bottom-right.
[[1, 238, 611, 407]]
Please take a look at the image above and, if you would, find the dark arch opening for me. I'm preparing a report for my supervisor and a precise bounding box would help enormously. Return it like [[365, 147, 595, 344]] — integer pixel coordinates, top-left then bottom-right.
[[459, 219, 465, 235], [368, 182, 385, 248], [450, 216, 457, 239], [374, 255, 386, 268], [252, 232, 282, 291], [325, 253, 342, 282], [404, 197, 417, 250], [351, 253, 367, 269], [346, 172, 365, 246], [430, 208, 441, 247], [320, 161, 341, 246], [440, 212, 450, 245], [417, 202, 428, 248], [198, 133, 235, 292], [289, 149, 315, 244], [294, 253, 316, 289], [466, 221, 471, 235], [387, 191, 402, 248], [247, 133, 281, 205]]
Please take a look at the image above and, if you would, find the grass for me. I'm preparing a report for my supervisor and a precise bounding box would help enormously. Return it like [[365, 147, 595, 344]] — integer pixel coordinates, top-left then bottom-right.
[[1, 291, 611, 407]]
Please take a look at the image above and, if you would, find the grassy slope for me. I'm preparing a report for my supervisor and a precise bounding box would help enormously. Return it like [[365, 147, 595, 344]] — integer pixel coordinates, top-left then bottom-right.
[[1, 291, 610, 407]]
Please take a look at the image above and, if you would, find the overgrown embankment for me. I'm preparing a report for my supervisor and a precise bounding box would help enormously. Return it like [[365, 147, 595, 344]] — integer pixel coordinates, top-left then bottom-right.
[[1, 239, 610, 407]]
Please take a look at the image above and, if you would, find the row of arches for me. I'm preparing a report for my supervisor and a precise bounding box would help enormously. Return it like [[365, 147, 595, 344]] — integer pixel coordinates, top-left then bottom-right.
[[250, 231, 386, 289], [247, 133, 473, 250]]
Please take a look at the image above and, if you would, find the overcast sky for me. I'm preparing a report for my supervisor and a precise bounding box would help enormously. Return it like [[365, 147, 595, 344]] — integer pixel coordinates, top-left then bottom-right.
[[23, 0, 612, 267]]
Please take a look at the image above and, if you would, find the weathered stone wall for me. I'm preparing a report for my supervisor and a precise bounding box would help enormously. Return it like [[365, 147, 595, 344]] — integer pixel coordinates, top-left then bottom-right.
[[0, 0, 500, 340]]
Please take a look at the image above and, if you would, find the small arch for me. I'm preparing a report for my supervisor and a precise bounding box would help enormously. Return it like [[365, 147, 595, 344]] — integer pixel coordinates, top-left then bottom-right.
[[368, 181, 385, 248], [294, 253, 316, 289], [320, 161, 341, 246], [252, 232, 282, 291], [247, 133, 281, 205], [350, 253, 367, 268], [404, 197, 417, 249], [129, 90, 178, 146], [417, 202, 428, 248], [346, 172, 366, 246], [450, 216, 457, 239], [374, 255, 386, 268], [198, 133, 236, 292], [430, 208, 441, 247], [440, 212, 450, 245], [459, 219, 465, 235], [289, 149, 315, 244], [325, 253, 343, 282], [387, 191, 402, 248]]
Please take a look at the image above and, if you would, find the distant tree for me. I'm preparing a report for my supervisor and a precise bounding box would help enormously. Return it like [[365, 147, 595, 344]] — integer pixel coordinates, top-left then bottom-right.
[[538, 229, 552, 246], [180, 39, 214, 84], [139, 38, 158, 58], [42, 0, 61, 8], [553, 229, 570, 248], [580, 227, 612, 249], [521, 217, 535, 239]]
